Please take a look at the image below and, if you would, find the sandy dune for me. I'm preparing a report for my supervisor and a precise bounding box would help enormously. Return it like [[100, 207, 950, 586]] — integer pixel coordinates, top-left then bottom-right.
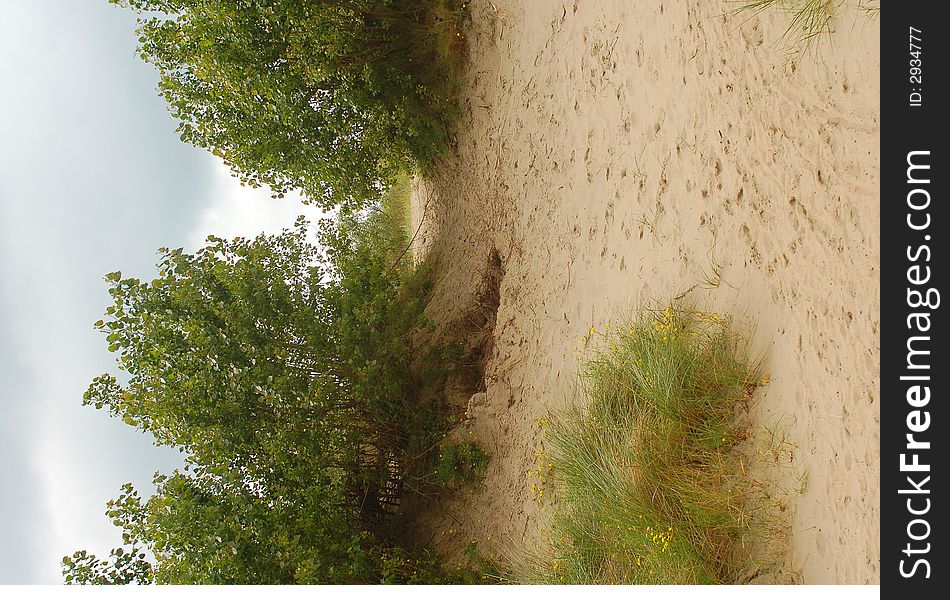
[[410, 0, 879, 584]]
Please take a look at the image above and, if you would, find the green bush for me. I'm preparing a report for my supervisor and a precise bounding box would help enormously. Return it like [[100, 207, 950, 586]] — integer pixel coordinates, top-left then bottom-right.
[[66, 199, 455, 583], [111, 0, 468, 209], [435, 441, 490, 488]]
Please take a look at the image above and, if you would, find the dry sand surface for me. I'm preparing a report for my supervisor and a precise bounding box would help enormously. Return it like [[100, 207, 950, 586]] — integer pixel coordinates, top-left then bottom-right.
[[409, 0, 879, 584]]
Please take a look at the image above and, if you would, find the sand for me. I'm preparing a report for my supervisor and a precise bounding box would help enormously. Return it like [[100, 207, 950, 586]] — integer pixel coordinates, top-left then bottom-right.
[[409, 0, 879, 584]]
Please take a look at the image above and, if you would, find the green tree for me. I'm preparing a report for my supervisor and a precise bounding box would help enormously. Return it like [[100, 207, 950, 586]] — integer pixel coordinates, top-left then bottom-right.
[[111, 0, 465, 209], [67, 217, 436, 583]]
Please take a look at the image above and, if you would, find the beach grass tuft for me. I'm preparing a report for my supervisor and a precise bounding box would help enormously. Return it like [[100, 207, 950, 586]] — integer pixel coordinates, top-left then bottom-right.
[[514, 305, 778, 584], [734, 0, 843, 58]]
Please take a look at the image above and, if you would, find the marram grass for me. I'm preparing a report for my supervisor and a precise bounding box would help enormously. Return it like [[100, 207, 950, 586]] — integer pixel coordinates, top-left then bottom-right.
[[517, 306, 772, 584], [733, 0, 843, 59]]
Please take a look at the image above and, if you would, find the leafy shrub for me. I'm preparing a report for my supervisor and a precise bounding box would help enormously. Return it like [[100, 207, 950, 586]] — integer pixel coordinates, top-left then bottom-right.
[[111, 0, 468, 209], [67, 202, 453, 583], [435, 441, 490, 488]]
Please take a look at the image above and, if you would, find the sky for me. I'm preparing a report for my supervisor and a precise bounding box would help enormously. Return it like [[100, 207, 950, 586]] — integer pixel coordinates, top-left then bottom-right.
[[0, 1, 323, 584]]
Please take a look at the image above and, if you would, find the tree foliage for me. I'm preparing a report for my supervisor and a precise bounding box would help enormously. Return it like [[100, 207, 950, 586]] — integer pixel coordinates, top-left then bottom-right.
[[62, 545, 153, 585], [111, 0, 465, 209], [66, 216, 444, 583]]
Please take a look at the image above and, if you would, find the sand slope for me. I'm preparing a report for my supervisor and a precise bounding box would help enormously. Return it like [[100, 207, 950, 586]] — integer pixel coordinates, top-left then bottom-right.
[[411, 0, 879, 584]]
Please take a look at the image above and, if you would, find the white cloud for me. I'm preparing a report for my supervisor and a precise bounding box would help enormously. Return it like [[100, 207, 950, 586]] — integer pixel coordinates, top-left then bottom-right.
[[188, 159, 327, 249]]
